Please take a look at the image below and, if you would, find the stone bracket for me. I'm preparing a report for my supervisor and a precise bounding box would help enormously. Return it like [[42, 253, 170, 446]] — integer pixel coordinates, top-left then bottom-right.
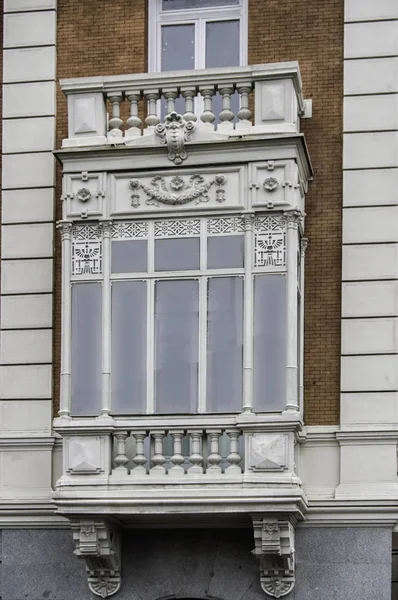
[[72, 519, 121, 598], [252, 517, 295, 598]]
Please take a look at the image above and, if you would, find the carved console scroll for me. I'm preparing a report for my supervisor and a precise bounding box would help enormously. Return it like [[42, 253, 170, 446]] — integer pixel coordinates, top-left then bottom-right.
[[72, 519, 122, 598], [252, 517, 295, 598]]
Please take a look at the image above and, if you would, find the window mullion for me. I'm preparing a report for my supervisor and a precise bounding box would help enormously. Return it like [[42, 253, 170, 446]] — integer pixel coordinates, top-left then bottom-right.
[[242, 213, 254, 413], [101, 221, 112, 417], [147, 222, 155, 414], [198, 275, 208, 414]]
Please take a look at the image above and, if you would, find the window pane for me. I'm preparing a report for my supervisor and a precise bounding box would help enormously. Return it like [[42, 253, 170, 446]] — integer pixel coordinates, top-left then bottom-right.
[[71, 283, 102, 416], [155, 280, 199, 413], [253, 275, 286, 412], [207, 277, 243, 412], [112, 282, 147, 414], [161, 24, 195, 71], [206, 20, 240, 68], [207, 235, 244, 269], [163, 0, 239, 9], [155, 238, 200, 271], [111, 240, 147, 273]]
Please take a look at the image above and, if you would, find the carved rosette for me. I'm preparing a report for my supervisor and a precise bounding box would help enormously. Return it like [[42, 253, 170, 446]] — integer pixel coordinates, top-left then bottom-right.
[[129, 173, 227, 208], [72, 520, 121, 598], [263, 177, 279, 192], [155, 111, 196, 165], [252, 518, 295, 598], [76, 187, 92, 202]]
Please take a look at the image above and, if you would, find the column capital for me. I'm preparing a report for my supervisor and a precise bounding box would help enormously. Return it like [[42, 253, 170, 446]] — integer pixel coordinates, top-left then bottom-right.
[[57, 220, 73, 241]]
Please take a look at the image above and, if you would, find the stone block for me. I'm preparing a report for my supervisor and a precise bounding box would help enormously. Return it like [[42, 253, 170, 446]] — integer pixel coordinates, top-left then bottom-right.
[[341, 392, 398, 426], [4, 0, 56, 10], [342, 317, 398, 354], [341, 355, 398, 391], [1, 188, 54, 224], [343, 132, 398, 169], [342, 281, 398, 317], [343, 206, 398, 243], [343, 168, 398, 207], [344, 94, 398, 132], [299, 440, 339, 497], [0, 448, 52, 496], [345, 0, 398, 21], [1, 259, 53, 294], [342, 244, 398, 280], [0, 364, 52, 399], [1, 294, 53, 329], [1, 223, 53, 259], [344, 57, 398, 95], [0, 400, 52, 433], [340, 443, 398, 485], [4, 11, 56, 48], [0, 329, 52, 364], [3, 117, 55, 153], [2, 152, 55, 188], [3, 47, 55, 83], [3, 82, 56, 118], [345, 21, 398, 58]]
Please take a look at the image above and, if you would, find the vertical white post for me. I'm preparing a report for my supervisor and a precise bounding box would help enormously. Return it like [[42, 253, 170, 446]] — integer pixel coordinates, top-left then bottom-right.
[[299, 238, 308, 417], [242, 213, 255, 413], [285, 211, 301, 411], [100, 220, 112, 417], [58, 221, 73, 419]]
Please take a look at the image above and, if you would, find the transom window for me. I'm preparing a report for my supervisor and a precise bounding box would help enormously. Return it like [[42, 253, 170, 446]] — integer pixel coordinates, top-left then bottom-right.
[[70, 214, 288, 417]]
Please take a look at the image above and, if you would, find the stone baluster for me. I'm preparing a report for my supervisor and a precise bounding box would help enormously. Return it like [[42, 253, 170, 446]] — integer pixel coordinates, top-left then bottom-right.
[[144, 89, 160, 135], [206, 430, 223, 475], [187, 430, 204, 475], [131, 430, 147, 477], [112, 431, 129, 475], [163, 87, 178, 115], [181, 86, 197, 122], [107, 92, 124, 138], [236, 83, 253, 133], [226, 429, 242, 475], [199, 86, 216, 131], [125, 90, 142, 138], [218, 86, 235, 132], [169, 430, 185, 477], [150, 430, 166, 475]]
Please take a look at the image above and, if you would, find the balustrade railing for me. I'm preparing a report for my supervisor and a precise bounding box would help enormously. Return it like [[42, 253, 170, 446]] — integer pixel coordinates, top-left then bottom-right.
[[111, 426, 243, 479], [61, 62, 307, 147]]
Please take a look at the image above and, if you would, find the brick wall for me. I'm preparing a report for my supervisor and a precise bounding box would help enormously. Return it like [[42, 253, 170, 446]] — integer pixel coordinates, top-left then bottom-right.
[[55, 0, 343, 425]]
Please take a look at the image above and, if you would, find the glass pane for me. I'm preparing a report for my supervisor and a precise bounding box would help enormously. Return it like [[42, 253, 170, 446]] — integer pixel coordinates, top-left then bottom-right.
[[155, 238, 200, 271], [253, 275, 286, 412], [207, 235, 244, 269], [163, 0, 239, 9], [206, 20, 240, 68], [111, 240, 147, 273], [207, 277, 243, 412], [161, 24, 195, 72], [112, 282, 147, 414], [155, 280, 199, 413], [71, 283, 102, 416]]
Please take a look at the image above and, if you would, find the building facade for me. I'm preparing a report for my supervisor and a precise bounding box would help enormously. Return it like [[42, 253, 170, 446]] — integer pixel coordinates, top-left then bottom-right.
[[0, 0, 398, 598]]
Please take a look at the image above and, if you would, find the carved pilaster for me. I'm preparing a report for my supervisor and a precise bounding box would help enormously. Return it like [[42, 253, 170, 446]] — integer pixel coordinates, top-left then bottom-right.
[[252, 517, 295, 598], [72, 519, 122, 598]]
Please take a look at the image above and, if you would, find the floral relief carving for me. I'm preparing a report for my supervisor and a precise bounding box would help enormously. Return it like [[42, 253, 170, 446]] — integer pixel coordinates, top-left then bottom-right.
[[129, 173, 227, 208], [263, 177, 279, 192], [76, 187, 92, 202], [155, 111, 196, 164]]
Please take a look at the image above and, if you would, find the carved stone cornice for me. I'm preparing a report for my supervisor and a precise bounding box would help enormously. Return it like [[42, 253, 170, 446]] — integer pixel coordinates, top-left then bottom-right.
[[155, 111, 196, 165], [252, 517, 295, 598], [72, 519, 121, 598]]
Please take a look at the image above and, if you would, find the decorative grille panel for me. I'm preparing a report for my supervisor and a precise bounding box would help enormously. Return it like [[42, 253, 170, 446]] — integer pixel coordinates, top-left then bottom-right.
[[72, 224, 102, 276], [254, 215, 286, 268]]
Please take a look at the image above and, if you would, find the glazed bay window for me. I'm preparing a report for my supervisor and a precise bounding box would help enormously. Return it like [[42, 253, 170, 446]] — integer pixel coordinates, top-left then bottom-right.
[[61, 211, 300, 418]]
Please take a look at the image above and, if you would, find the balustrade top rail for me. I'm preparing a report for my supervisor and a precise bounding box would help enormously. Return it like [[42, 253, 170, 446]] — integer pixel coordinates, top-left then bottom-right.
[[60, 62, 307, 147]]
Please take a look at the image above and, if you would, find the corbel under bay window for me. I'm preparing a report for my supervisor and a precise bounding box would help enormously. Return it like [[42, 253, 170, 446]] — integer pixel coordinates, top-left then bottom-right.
[[58, 211, 304, 418]]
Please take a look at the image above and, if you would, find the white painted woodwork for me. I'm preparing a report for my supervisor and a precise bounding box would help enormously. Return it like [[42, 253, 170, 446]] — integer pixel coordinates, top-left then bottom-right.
[[3, 117, 55, 153], [2, 153, 55, 188], [344, 95, 398, 133], [1, 223, 53, 259], [1, 259, 53, 294], [342, 318, 398, 355], [344, 57, 398, 95], [4, 0, 56, 11], [341, 355, 398, 392], [343, 132, 398, 169], [2, 189, 54, 224], [341, 392, 398, 426], [343, 169, 398, 207], [342, 281, 398, 318], [342, 244, 398, 281], [345, 0, 398, 22], [344, 21, 398, 58], [0, 365, 52, 399], [0, 400, 52, 433], [4, 11, 56, 48], [0, 330, 52, 364], [343, 207, 398, 244], [3, 47, 56, 82], [1, 294, 52, 329]]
